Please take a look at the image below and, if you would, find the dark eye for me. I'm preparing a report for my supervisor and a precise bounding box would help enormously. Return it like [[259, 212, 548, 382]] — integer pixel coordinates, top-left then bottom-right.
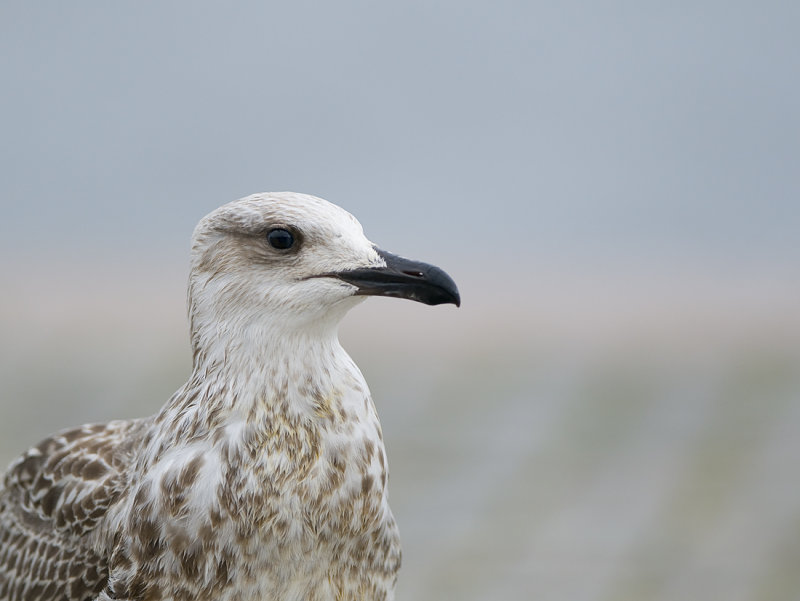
[[267, 228, 294, 250]]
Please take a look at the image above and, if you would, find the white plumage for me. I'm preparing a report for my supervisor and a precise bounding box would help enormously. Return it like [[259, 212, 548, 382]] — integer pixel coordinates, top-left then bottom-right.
[[0, 192, 459, 601]]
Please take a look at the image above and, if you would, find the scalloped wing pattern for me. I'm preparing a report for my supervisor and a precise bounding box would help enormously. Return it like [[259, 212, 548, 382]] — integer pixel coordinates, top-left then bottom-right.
[[0, 420, 142, 601]]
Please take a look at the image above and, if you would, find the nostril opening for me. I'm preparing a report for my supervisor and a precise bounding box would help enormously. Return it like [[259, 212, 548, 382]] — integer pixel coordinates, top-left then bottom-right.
[[403, 270, 425, 278]]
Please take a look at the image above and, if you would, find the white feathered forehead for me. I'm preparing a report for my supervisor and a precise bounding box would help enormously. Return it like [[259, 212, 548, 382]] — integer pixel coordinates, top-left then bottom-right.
[[193, 192, 364, 240]]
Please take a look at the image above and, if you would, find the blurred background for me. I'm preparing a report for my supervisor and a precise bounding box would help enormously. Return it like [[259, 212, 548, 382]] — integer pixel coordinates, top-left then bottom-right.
[[1, 2, 799, 600]]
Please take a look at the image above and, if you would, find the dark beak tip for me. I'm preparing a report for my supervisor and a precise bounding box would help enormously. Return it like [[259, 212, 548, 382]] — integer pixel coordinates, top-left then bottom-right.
[[422, 267, 460, 308], [436, 281, 461, 308], [425, 292, 460, 307]]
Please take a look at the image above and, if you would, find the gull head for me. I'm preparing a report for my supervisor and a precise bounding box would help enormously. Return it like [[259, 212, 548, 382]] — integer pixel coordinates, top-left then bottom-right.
[[187, 192, 459, 356]]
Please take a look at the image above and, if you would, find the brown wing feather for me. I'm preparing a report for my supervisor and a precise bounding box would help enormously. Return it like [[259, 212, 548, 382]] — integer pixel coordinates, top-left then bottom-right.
[[0, 420, 144, 601]]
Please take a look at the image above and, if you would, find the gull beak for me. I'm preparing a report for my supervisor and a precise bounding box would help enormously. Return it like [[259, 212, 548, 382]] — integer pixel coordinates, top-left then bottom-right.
[[332, 247, 461, 307]]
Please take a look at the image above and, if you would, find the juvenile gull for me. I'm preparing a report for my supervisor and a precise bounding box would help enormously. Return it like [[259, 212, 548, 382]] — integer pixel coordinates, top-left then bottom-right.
[[0, 192, 460, 601]]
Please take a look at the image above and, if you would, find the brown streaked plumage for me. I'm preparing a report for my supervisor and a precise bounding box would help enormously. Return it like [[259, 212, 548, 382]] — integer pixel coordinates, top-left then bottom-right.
[[0, 192, 459, 601]]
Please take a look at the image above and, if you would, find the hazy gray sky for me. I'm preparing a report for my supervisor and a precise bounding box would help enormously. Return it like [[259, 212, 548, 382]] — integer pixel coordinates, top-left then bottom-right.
[[1, 2, 798, 271]]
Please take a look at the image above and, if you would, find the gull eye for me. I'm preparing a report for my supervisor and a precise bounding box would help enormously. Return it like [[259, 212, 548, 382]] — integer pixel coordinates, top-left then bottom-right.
[[267, 228, 294, 250]]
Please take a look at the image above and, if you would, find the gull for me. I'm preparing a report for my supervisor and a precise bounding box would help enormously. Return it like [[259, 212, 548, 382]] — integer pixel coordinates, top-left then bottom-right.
[[0, 192, 460, 601]]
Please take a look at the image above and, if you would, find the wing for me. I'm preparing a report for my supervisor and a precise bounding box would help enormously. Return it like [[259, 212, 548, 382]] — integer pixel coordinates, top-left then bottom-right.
[[0, 419, 144, 601]]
